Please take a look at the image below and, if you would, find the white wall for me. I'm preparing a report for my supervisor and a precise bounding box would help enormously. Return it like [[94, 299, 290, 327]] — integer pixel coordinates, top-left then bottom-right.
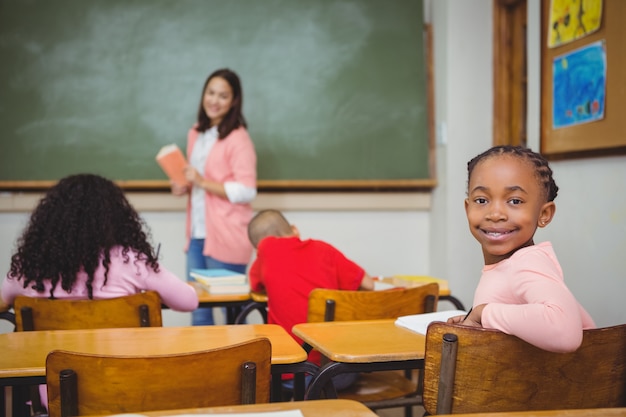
[[1, 0, 624, 331]]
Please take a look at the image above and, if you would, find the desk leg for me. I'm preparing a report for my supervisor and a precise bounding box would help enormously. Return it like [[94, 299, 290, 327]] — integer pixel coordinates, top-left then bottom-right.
[[3, 386, 9, 417], [3, 385, 31, 417], [270, 374, 283, 402], [305, 359, 424, 401], [271, 361, 320, 402], [225, 306, 244, 324]]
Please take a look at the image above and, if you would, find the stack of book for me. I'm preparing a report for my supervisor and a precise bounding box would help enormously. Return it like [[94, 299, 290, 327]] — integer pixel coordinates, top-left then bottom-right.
[[190, 268, 250, 295]]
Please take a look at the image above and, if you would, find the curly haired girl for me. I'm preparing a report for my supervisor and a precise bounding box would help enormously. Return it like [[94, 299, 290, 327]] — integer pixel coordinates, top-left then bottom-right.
[[2, 173, 198, 312]]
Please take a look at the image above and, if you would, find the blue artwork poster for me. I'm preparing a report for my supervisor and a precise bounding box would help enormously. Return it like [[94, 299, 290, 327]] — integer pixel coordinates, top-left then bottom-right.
[[552, 40, 606, 129]]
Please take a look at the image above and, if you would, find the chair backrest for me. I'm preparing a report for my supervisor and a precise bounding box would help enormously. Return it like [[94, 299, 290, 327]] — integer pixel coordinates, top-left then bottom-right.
[[14, 291, 163, 331], [307, 283, 439, 322], [423, 322, 626, 415], [45, 337, 272, 417]]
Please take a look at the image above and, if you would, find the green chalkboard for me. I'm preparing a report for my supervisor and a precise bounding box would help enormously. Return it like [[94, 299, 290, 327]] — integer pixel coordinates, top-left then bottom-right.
[[0, 0, 431, 190]]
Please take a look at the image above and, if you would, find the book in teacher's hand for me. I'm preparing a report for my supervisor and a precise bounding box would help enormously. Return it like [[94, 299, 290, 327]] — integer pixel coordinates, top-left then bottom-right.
[[155, 144, 188, 187]]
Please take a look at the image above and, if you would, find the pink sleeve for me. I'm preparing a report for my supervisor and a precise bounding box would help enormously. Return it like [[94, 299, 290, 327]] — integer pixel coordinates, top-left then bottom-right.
[[129, 257, 199, 312], [226, 129, 257, 188], [481, 256, 585, 353]]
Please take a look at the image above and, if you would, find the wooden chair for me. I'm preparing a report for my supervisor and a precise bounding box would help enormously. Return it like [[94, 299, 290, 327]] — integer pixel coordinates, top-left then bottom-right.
[[13, 291, 163, 416], [423, 322, 626, 415], [14, 291, 163, 331], [45, 337, 272, 417], [307, 284, 439, 417]]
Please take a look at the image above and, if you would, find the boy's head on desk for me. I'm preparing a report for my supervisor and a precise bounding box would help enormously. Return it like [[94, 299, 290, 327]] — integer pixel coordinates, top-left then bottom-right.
[[248, 209, 300, 248]]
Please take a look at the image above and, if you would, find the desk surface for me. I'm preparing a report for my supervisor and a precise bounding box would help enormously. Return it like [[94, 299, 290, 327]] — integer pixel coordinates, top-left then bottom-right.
[[449, 408, 626, 417], [292, 319, 425, 363], [383, 275, 451, 296], [0, 324, 307, 380], [97, 399, 377, 417]]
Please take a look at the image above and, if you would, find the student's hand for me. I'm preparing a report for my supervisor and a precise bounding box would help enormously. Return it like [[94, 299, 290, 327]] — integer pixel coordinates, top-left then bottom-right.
[[359, 272, 375, 291], [446, 314, 467, 324], [447, 304, 486, 328]]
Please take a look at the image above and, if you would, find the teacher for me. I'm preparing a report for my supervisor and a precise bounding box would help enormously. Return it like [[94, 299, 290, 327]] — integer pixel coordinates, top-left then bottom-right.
[[171, 68, 257, 326]]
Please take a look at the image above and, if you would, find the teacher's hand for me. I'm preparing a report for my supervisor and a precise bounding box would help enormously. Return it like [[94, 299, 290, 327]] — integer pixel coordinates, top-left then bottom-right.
[[184, 166, 203, 185], [171, 182, 189, 196]]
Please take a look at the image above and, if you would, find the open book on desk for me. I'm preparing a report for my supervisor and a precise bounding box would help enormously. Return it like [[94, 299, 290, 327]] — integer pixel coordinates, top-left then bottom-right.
[[156, 143, 189, 187], [395, 310, 467, 335]]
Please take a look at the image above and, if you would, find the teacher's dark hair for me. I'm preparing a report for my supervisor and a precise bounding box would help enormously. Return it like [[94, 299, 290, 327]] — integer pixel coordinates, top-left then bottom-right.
[[195, 68, 247, 139], [7, 174, 159, 299]]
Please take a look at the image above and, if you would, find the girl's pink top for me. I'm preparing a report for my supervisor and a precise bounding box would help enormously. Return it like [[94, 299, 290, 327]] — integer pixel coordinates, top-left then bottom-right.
[[474, 241, 595, 353], [185, 126, 256, 264], [1, 246, 198, 312]]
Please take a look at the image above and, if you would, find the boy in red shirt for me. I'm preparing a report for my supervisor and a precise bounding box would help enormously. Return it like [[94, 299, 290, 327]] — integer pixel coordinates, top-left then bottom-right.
[[248, 209, 374, 390]]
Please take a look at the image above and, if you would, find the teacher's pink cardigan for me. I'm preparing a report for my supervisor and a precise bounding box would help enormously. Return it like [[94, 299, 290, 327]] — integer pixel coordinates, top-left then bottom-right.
[[185, 126, 257, 265]]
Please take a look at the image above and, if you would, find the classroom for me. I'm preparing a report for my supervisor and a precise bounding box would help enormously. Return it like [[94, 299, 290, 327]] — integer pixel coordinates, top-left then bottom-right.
[[0, 0, 623, 329], [0, 0, 625, 415]]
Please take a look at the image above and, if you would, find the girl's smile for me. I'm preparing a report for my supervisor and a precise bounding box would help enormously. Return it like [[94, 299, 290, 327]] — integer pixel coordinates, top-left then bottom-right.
[[481, 227, 516, 240]]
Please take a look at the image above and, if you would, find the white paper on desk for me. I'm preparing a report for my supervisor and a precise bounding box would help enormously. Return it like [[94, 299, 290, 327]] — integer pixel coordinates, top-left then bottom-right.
[[395, 310, 467, 335], [112, 410, 306, 417], [374, 281, 396, 291]]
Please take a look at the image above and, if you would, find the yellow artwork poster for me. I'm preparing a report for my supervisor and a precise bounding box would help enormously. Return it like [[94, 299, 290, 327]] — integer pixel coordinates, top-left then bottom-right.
[[548, 0, 603, 48]]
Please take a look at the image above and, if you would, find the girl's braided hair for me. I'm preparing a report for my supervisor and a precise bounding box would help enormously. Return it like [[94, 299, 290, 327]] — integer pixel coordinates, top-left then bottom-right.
[[467, 145, 559, 202]]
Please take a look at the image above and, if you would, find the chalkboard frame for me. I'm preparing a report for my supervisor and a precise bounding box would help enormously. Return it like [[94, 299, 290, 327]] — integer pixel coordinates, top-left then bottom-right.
[[0, 1, 436, 192]]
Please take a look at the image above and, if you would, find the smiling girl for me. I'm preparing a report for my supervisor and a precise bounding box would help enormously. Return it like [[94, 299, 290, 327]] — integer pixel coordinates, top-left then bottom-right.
[[448, 146, 595, 352], [170, 69, 257, 326]]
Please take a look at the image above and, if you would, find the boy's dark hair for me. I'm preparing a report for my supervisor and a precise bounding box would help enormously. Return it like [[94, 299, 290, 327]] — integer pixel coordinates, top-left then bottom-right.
[[8, 174, 158, 299], [467, 145, 559, 202], [195, 68, 247, 139]]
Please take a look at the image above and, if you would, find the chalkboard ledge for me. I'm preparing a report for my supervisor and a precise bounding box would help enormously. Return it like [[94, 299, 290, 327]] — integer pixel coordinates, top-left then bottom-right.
[[0, 191, 432, 213], [0, 179, 437, 192]]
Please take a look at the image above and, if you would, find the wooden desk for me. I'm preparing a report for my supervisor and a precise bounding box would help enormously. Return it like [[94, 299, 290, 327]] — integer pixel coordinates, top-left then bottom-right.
[[96, 399, 377, 417], [448, 409, 626, 417], [0, 324, 314, 403], [292, 319, 425, 400]]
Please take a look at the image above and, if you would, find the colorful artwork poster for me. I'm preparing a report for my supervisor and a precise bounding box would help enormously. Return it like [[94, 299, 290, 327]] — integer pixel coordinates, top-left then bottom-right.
[[548, 0, 603, 48], [552, 40, 606, 129]]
